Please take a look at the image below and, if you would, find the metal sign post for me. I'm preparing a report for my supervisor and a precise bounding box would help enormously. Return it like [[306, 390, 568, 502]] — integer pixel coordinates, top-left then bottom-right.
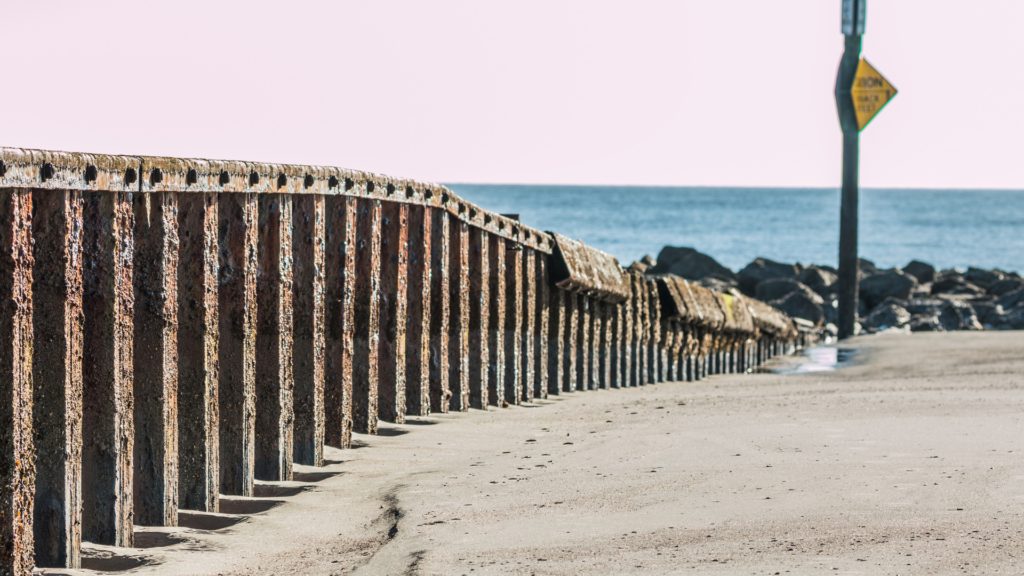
[[834, 0, 896, 340], [835, 0, 865, 340]]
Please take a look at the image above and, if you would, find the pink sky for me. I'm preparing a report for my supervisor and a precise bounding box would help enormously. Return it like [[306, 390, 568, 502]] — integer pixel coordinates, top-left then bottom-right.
[[4, 1, 1023, 188]]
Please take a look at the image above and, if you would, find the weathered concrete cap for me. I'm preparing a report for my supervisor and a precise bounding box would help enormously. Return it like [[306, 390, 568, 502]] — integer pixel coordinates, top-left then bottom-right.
[[744, 294, 798, 339], [720, 290, 756, 335], [547, 232, 629, 303]]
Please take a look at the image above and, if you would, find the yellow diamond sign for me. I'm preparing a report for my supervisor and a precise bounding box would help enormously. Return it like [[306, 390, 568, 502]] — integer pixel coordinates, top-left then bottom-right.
[[852, 58, 897, 131]]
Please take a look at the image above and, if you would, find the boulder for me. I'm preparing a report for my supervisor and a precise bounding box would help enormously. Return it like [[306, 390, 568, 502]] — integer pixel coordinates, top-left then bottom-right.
[[859, 269, 918, 309], [755, 278, 822, 304], [798, 266, 838, 296], [938, 300, 982, 331], [737, 258, 799, 296], [862, 302, 911, 332], [996, 285, 1024, 310], [769, 291, 824, 327], [909, 313, 944, 332], [988, 278, 1023, 297], [931, 276, 985, 296], [901, 298, 945, 316], [628, 261, 650, 274], [964, 267, 1004, 289], [696, 277, 737, 292], [859, 258, 878, 275], [902, 260, 936, 284], [990, 306, 1024, 330], [822, 296, 839, 325], [650, 246, 737, 283], [640, 254, 657, 268]]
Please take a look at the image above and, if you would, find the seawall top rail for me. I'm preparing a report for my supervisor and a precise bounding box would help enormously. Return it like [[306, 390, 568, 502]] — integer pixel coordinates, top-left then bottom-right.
[[0, 146, 553, 254]]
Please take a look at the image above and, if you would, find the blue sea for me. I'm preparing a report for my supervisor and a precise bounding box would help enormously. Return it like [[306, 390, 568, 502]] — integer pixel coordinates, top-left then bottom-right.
[[447, 185, 1024, 274]]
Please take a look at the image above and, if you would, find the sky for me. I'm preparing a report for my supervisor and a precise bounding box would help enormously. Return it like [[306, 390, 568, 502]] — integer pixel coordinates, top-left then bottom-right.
[[3, 1, 1023, 188]]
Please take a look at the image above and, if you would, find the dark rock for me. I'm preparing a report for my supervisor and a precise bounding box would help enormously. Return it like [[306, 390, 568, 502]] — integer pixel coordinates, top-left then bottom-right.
[[755, 278, 822, 304], [971, 300, 1003, 326], [650, 246, 736, 283], [931, 276, 985, 296], [818, 264, 838, 276], [990, 306, 1024, 330], [628, 261, 649, 274], [988, 278, 1023, 297], [822, 296, 839, 325], [737, 258, 799, 296], [769, 291, 824, 327], [798, 266, 838, 297], [909, 313, 944, 332], [902, 260, 936, 284], [996, 286, 1024, 309], [858, 258, 878, 276], [911, 283, 933, 298], [901, 298, 945, 316], [862, 302, 911, 332], [964, 267, 1004, 289], [937, 300, 982, 331], [859, 269, 918, 309], [696, 277, 737, 292]]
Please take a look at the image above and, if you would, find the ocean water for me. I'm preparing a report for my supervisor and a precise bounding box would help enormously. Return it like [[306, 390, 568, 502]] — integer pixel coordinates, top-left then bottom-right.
[[447, 185, 1024, 274]]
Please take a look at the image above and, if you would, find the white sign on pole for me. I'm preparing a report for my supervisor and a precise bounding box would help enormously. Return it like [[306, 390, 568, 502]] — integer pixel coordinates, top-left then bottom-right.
[[841, 0, 866, 36]]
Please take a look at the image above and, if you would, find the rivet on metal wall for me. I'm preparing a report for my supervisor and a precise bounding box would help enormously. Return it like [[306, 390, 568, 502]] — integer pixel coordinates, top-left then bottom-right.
[[126, 167, 139, 185], [85, 165, 98, 182], [41, 162, 55, 181], [345, 178, 354, 190], [250, 172, 260, 185], [277, 173, 288, 188], [386, 183, 395, 195], [219, 170, 230, 185], [150, 168, 164, 185], [186, 168, 198, 185], [304, 174, 314, 188], [405, 185, 414, 198], [328, 176, 339, 189], [367, 181, 375, 193]]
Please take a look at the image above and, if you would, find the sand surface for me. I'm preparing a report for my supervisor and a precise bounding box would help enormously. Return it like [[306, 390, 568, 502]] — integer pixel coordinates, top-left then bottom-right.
[[46, 332, 1024, 575]]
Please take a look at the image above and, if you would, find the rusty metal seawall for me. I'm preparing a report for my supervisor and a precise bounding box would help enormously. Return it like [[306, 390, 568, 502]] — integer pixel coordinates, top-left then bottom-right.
[[0, 148, 814, 574]]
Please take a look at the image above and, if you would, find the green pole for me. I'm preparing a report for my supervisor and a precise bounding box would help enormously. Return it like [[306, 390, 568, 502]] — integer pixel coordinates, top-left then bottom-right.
[[835, 0, 864, 340]]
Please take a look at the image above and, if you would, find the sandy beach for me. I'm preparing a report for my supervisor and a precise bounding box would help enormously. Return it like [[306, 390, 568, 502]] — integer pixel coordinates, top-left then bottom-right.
[[51, 332, 1024, 575]]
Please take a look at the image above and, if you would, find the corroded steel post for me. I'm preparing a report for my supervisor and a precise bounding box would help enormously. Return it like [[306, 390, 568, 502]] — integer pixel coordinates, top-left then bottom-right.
[[324, 196, 356, 447], [218, 192, 257, 494], [503, 239, 523, 404], [429, 207, 450, 413], [404, 204, 431, 416], [609, 302, 623, 388], [576, 295, 590, 391], [468, 226, 489, 409], [622, 288, 634, 388], [82, 190, 134, 547], [379, 200, 409, 422], [520, 248, 536, 403], [449, 219, 470, 412], [638, 279, 650, 385], [533, 253, 549, 399], [32, 189, 83, 568], [133, 191, 179, 527], [0, 188, 33, 574], [486, 232, 505, 405], [177, 193, 219, 512], [662, 321, 675, 382], [293, 194, 326, 464], [629, 276, 642, 387], [255, 193, 294, 481], [597, 300, 611, 389], [353, 197, 382, 432], [586, 297, 599, 390], [648, 282, 663, 382], [546, 287, 564, 395], [562, 292, 578, 392]]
